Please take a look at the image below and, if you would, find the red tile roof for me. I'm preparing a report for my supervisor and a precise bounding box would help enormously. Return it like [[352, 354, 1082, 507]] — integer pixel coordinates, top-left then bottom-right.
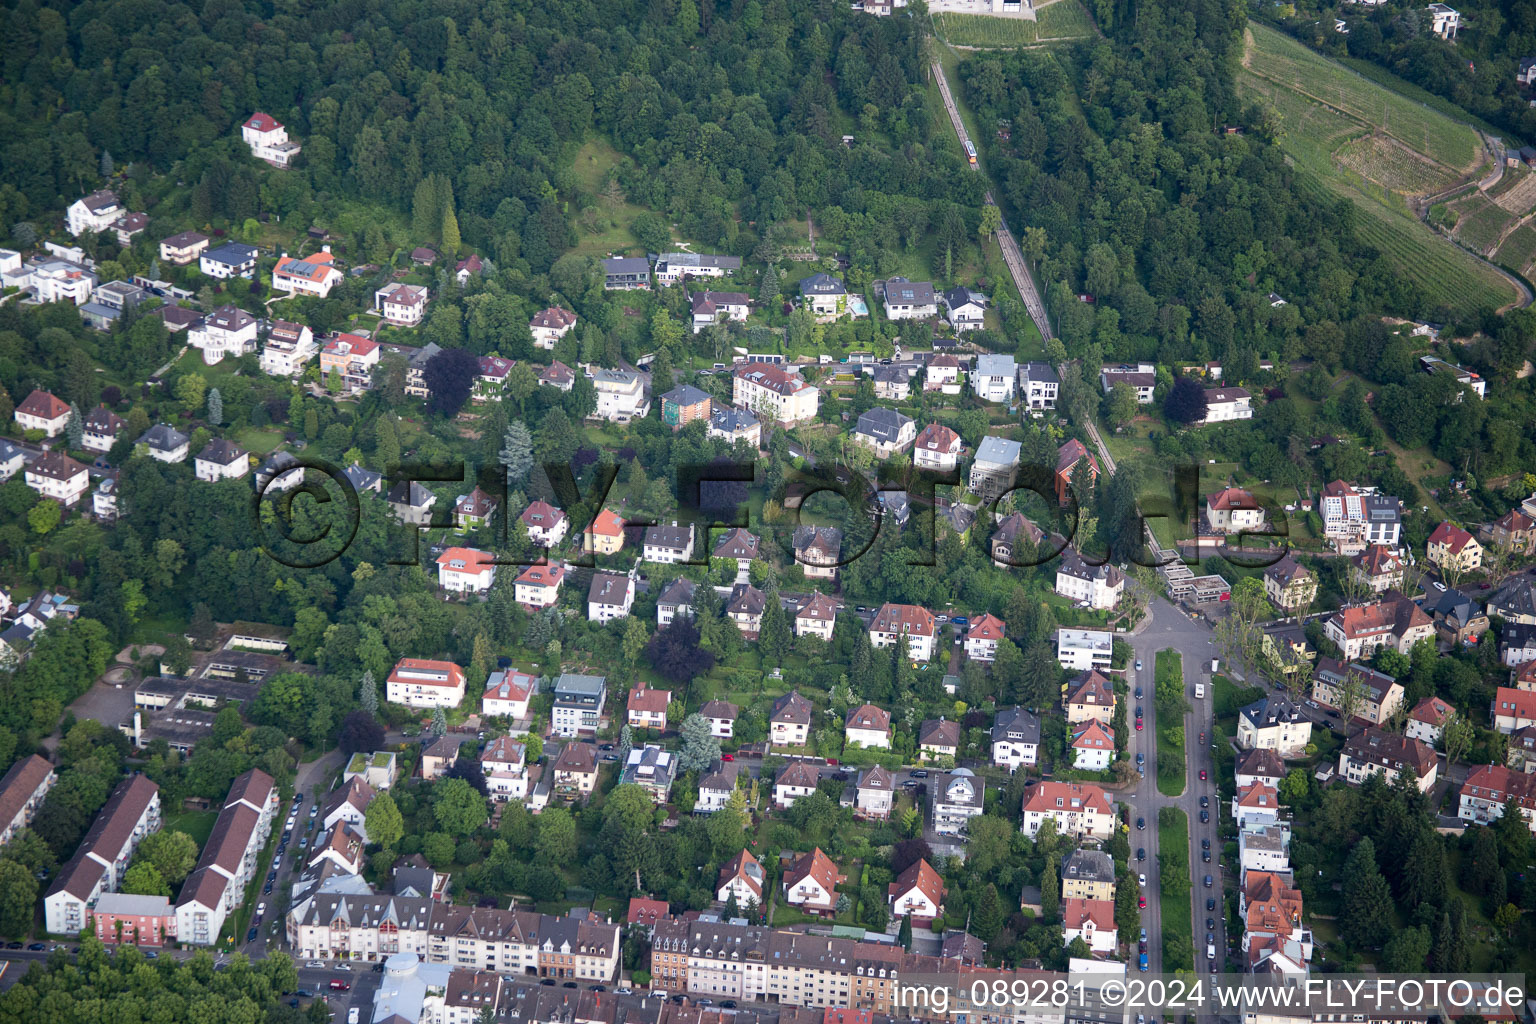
[[845, 704, 891, 733], [17, 389, 69, 421], [1020, 781, 1112, 816], [888, 857, 944, 910], [586, 508, 625, 537], [627, 896, 670, 926], [1062, 897, 1117, 933], [1208, 487, 1261, 511], [627, 687, 672, 715], [870, 602, 935, 638], [437, 547, 495, 575], [1429, 521, 1477, 554], [243, 112, 282, 132], [967, 612, 1005, 641], [783, 848, 844, 896]]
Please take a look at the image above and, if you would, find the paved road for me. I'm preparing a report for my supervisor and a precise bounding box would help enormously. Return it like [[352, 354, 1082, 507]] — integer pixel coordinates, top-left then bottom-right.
[[1129, 599, 1230, 977], [929, 60, 1053, 341]]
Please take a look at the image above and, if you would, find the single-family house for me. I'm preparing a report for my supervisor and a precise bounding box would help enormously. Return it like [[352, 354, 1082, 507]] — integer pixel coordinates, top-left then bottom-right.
[[991, 707, 1041, 772]]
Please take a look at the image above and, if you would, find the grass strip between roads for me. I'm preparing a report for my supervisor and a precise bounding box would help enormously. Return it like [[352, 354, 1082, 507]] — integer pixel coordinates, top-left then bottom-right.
[[1157, 805, 1195, 972], [1154, 649, 1187, 797]]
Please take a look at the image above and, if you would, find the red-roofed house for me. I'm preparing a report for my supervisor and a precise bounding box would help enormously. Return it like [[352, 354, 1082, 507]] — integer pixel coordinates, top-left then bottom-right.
[[475, 357, 514, 401], [717, 849, 765, 905], [845, 704, 892, 749], [1427, 521, 1482, 573], [1055, 439, 1098, 505], [454, 254, 484, 285], [1070, 719, 1116, 770], [273, 250, 343, 297], [627, 687, 672, 731], [1323, 596, 1434, 660], [1494, 686, 1536, 734], [583, 508, 626, 555], [887, 858, 945, 922], [242, 113, 301, 166], [513, 563, 565, 609], [530, 307, 579, 349], [320, 333, 380, 394], [521, 501, 568, 547], [1458, 764, 1536, 834], [1020, 781, 1114, 839], [1406, 696, 1456, 747], [1062, 898, 1118, 953], [1491, 509, 1536, 553], [1232, 782, 1285, 828], [437, 547, 496, 594], [869, 602, 937, 662], [385, 659, 466, 709], [15, 389, 71, 436], [375, 283, 430, 326], [964, 613, 1006, 662], [913, 422, 962, 471], [1206, 487, 1265, 533], [627, 896, 670, 928], [482, 670, 536, 720], [782, 849, 845, 915]]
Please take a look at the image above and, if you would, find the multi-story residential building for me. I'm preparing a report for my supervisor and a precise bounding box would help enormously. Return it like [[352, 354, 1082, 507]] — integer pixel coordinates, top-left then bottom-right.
[[643, 523, 695, 564], [1231, 782, 1285, 829], [782, 849, 844, 915], [732, 364, 819, 425], [1236, 695, 1311, 757], [0, 754, 55, 847], [273, 250, 343, 297], [1205, 487, 1266, 534], [726, 583, 766, 640], [1100, 363, 1156, 403], [1490, 508, 1536, 553], [551, 674, 606, 737], [385, 659, 466, 709], [91, 892, 177, 947], [138, 423, 189, 464], [319, 333, 381, 392], [436, 546, 497, 595], [260, 320, 317, 377], [1338, 728, 1438, 792], [626, 686, 671, 731], [1236, 748, 1286, 790], [1489, 577, 1536, 625], [774, 761, 821, 809], [1063, 669, 1115, 724], [1019, 361, 1060, 410], [925, 353, 962, 394], [793, 526, 841, 581], [1350, 544, 1405, 593], [968, 436, 1021, 501], [1057, 629, 1113, 672], [794, 591, 839, 641], [656, 578, 696, 629], [708, 406, 761, 448], [1457, 764, 1536, 834], [520, 501, 568, 547], [602, 256, 651, 290], [241, 112, 301, 166], [45, 775, 161, 936], [852, 408, 915, 459], [1237, 825, 1292, 882], [887, 859, 945, 921], [770, 691, 813, 747], [991, 707, 1040, 772], [1055, 549, 1124, 610], [941, 286, 987, 331], [991, 511, 1044, 568], [1426, 521, 1483, 574], [25, 451, 90, 507], [551, 742, 600, 801], [844, 704, 892, 750], [588, 572, 634, 623], [1323, 596, 1433, 660], [1061, 849, 1116, 902], [698, 760, 741, 814], [481, 670, 536, 721], [930, 771, 985, 836], [189, 304, 258, 364], [964, 612, 1005, 662], [690, 290, 750, 333], [529, 307, 578, 349], [659, 385, 712, 429], [619, 745, 677, 804], [869, 602, 936, 662], [713, 528, 761, 574], [1492, 686, 1536, 734], [912, 423, 962, 472], [1020, 781, 1114, 840], [1240, 871, 1311, 974], [453, 487, 498, 532], [1312, 658, 1404, 724], [881, 277, 937, 320], [1406, 696, 1456, 748], [592, 369, 648, 421], [1320, 480, 1402, 553], [917, 719, 961, 763], [871, 363, 912, 401], [160, 231, 209, 266], [199, 242, 258, 279], [1062, 898, 1118, 954], [1262, 555, 1315, 611], [194, 439, 249, 482], [655, 252, 742, 286], [700, 701, 739, 740], [799, 273, 852, 320], [508, 563, 559, 609], [1070, 720, 1115, 770], [66, 190, 123, 236], [15, 388, 71, 436], [971, 354, 1017, 403], [375, 283, 429, 326], [1198, 387, 1253, 424], [852, 765, 895, 820], [717, 849, 765, 906]]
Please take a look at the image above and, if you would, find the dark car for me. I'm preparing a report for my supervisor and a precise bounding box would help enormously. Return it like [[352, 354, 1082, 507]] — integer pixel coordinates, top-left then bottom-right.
[[1200, 795, 1209, 808], [1207, 897, 1216, 912], [1202, 850, 1211, 862], [144, 951, 158, 960], [1201, 838, 1210, 850], [1136, 706, 1143, 718], [1136, 816, 1145, 830], [1204, 875, 1213, 888], [910, 769, 929, 778], [591, 986, 606, 993], [264, 883, 273, 895], [1134, 686, 1143, 699], [4, 942, 18, 949], [540, 979, 555, 987], [27, 943, 45, 951], [373, 964, 385, 973], [247, 928, 259, 942], [1200, 810, 1210, 823], [564, 982, 579, 989], [722, 1001, 737, 1009], [298, 990, 314, 998], [1137, 847, 1145, 861], [1206, 918, 1215, 930]]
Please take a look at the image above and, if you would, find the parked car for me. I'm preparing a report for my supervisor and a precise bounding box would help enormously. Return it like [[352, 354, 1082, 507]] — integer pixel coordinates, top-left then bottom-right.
[[329, 980, 350, 991], [1135, 660, 1142, 671], [721, 754, 734, 761], [1134, 687, 1143, 699], [1207, 897, 1216, 912], [1204, 875, 1213, 888], [1200, 810, 1210, 823], [1137, 847, 1145, 861], [247, 928, 259, 942], [1136, 817, 1145, 830], [1200, 795, 1209, 808], [334, 963, 351, 972]]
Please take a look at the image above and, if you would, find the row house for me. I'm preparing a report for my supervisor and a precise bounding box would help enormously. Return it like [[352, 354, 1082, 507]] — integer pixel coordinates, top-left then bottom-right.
[[44, 776, 161, 936]]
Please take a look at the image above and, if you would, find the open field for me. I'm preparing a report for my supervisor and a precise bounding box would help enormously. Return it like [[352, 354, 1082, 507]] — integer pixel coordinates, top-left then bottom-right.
[[932, 1, 1094, 47], [1037, 0, 1096, 39], [569, 139, 651, 257], [1238, 22, 1518, 311]]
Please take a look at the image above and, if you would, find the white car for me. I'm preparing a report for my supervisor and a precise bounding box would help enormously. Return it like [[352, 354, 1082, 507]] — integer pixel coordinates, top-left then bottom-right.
[[349, 1010, 360, 1024], [1138, 873, 1146, 887], [335, 963, 352, 972], [307, 961, 325, 969]]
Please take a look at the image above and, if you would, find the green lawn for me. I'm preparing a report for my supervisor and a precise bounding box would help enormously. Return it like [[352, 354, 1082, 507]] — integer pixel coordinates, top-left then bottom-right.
[[163, 809, 219, 848], [1157, 807, 1195, 971], [569, 139, 653, 257], [932, 13, 1040, 46], [233, 427, 286, 454], [1154, 649, 1187, 797], [1037, 0, 1097, 39]]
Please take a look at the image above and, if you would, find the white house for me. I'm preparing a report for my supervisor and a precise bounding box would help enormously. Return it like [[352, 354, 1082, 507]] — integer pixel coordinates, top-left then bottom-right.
[[972, 353, 1017, 403], [882, 278, 937, 320], [15, 389, 71, 436], [964, 612, 1006, 662], [930, 770, 986, 836], [653, 252, 741, 285], [642, 523, 695, 564], [587, 572, 634, 623], [1237, 696, 1311, 757], [552, 674, 607, 737], [773, 761, 820, 809], [731, 364, 819, 425], [189, 305, 259, 364], [375, 283, 429, 327], [1405, 696, 1456, 748], [770, 691, 813, 747], [1070, 720, 1115, 770], [1198, 387, 1254, 424], [799, 273, 854, 320], [385, 659, 466, 709], [519, 501, 568, 547], [781, 849, 843, 915], [1428, 3, 1459, 38], [273, 250, 342, 297], [175, 770, 277, 946], [241, 112, 302, 166], [482, 670, 536, 721], [699, 701, 738, 740], [869, 602, 937, 662], [716, 849, 764, 905], [690, 291, 750, 333], [137, 423, 189, 464], [845, 704, 892, 749], [199, 242, 258, 280], [513, 563, 563, 608], [1205, 487, 1266, 533], [194, 439, 250, 482], [1099, 364, 1157, 403], [66, 191, 123, 236], [436, 547, 497, 594], [481, 736, 529, 803], [852, 408, 916, 459], [25, 451, 90, 507], [1062, 899, 1118, 954], [1056, 628, 1113, 671], [913, 422, 962, 471], [1019, 361, 1059, 410], [260, 321, 317, 377], [1019, 781, 1114, 840], [941, 287, 987, 332], [530, 307, 577, 349], [22, 259, 98, 305], [991, 707, 1040, 772], [592, 369, 648, 422], [1055, 549, 1125, 610], [887, 859, 945, 921]]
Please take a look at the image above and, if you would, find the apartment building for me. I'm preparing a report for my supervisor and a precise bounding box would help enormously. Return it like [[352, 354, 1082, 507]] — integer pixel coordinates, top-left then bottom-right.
[[1312, 659, 1405, 725], [385, 659, 467, 709], [175, 769, 278, 945], [1323, 596, 1433, 660], [1019, 781, 1114, 840], [552, 674, 607, 737], [0, 755, 55, 847], [45, 776, 161, 935], [260, 320, 317, 377], [868, 602, 936, 662], [732, 364, 819, 425]]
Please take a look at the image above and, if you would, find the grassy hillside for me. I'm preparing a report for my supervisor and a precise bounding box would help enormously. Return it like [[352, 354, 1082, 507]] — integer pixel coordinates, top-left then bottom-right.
[[931, 0, 1095, 47], [1238, 22, 1517, 312]]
